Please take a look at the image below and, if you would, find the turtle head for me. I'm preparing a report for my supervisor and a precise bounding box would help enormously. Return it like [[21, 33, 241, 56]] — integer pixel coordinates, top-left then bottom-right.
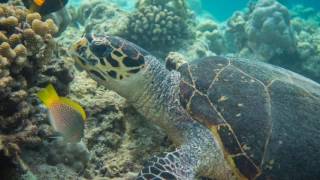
[[72, 34, 149, 93]]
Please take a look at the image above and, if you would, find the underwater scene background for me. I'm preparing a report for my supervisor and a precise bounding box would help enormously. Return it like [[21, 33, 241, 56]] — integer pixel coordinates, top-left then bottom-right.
[[0, 0, 319, 179]]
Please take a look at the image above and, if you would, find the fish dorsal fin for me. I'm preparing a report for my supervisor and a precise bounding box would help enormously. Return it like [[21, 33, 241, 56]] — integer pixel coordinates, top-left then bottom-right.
[[60, 97, 87, 121], [37, 84, 59, 107]]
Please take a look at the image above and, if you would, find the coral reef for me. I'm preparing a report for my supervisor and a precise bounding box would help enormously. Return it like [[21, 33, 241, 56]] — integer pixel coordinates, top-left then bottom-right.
[[224, 11, 248, 54], [122, 0, 194, 56], [0, 5, 55, 134], [245, 0, 295, 60], [1, 0, 319, 179], [0, 4, 73, 178], [244, 0, 296, 61], [67, 71, 173, 179], [74, 0, 128, 36], [224, 0, 296, 61], [45, 140, 90, 172], [196, 19, 225, 55], [290, 4, 320, 22], [290, 17, 320, 81]]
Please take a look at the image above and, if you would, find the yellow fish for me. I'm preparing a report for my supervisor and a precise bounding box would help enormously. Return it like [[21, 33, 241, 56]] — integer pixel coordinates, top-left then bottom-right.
[[37, 84, 86, 143]]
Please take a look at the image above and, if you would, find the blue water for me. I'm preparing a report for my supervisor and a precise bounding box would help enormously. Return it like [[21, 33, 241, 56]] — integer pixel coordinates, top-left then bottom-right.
[[69, 0, 320, 21], [198, 0, 249, 21], [197, 0, 320, 21]]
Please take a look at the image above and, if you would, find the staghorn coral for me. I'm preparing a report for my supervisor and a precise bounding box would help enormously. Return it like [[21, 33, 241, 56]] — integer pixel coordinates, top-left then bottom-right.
[[244, 0, 296, 61], [122, 0, 194, 56], [0, 4, 72, 178]]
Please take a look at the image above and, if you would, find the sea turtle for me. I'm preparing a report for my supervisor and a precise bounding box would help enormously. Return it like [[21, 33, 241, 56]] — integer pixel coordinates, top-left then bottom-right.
[[72, 34, 320, 180]]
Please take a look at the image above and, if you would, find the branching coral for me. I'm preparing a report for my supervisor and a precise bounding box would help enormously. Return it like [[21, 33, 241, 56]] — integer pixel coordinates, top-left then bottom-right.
[[0, 5, 56, 131], [122, 0, 194, 55], [0, 4, 71, 177]]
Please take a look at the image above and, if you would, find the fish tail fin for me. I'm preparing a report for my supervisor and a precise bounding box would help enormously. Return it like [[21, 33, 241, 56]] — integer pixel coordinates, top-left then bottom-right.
[[37, 84, 59, 107], [60, 97, 86, 120], [27, 0, 45, 13]]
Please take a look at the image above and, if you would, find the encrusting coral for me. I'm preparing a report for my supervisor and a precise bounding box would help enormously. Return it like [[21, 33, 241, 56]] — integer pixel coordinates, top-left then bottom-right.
[[0, 4, 72, 177]]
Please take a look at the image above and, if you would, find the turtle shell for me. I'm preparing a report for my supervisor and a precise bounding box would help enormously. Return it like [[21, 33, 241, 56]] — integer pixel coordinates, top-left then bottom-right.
[[177, 56, 320, 179]]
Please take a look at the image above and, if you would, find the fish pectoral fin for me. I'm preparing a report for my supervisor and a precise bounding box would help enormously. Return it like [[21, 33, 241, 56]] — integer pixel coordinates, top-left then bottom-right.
[[60, 97, 87, 121]]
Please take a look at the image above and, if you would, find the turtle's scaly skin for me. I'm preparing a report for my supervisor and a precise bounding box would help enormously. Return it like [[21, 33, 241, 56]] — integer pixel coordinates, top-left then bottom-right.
[[176, 56, 320, 179], [73, 34, 147, 80], [73, 34, 320, 180]]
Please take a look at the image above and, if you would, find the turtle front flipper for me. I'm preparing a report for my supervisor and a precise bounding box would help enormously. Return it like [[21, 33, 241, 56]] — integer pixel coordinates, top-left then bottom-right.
[[137, 148, 196, 180]]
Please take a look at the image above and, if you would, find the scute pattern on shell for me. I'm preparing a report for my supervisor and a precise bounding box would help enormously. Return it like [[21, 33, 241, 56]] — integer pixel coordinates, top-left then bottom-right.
[[178, 56, 320, 179]]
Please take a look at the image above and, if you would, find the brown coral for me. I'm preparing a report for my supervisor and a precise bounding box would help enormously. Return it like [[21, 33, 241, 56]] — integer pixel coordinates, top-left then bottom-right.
[[31, 19, 50, 37], [0, 16, 18, 27], [0, 42, 16, 59], [26, 12, 41, 24], [0, 31, 8, 42], [45, 19, 59, 34], [8, 33, 22, 47], [0, 4, 67, 178]]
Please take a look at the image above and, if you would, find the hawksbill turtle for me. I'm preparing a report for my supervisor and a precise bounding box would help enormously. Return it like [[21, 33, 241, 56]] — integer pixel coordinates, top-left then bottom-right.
[[72, 34, 320, 180]]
